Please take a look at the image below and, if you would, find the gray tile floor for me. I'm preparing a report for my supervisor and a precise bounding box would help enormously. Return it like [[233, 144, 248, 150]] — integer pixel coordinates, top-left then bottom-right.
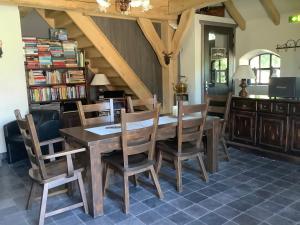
[[0, 148, 300, 225]]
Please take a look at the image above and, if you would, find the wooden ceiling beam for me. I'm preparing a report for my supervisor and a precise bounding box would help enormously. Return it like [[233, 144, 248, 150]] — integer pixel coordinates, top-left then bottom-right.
[[35, 8, 55, 28], [137, 18, 167, 67], [168, 0, 226, 15], [0, 0, 176, 21], [18, 6, 33, 17], [259, 0, 280, 25], [172, 9, 194, 56], [224, 0, 246, 30]]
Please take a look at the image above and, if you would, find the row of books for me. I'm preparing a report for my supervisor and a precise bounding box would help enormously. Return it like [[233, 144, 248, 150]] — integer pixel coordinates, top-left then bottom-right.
[[30, 85, 86, 102], [28, 70, 85, 85], [23, 37, 83, 69]]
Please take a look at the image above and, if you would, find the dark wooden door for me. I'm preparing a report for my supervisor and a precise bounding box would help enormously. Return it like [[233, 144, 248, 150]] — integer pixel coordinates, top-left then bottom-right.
[[291, 117, 300, 152], [231, 111, 256, 144], [203, 25, 234, 95], [257, 113, 288, 152]]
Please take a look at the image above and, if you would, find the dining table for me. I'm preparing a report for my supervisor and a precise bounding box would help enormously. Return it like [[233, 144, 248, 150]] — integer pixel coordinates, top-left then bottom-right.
[[60, 115, 220, 218]]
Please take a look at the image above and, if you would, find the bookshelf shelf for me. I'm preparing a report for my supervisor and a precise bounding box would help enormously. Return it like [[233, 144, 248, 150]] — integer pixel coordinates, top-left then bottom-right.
[[23, 36, 88, 107]]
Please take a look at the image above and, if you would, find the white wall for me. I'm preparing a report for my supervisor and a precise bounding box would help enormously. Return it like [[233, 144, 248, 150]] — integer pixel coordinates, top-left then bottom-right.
[[180, 14, 202, 104], [0, 5, 28, 153], [235, 12, 300, 95]]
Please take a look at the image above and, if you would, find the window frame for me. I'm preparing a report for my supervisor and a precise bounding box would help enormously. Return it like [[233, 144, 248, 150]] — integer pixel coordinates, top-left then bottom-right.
[[248, 53, 280, 85]]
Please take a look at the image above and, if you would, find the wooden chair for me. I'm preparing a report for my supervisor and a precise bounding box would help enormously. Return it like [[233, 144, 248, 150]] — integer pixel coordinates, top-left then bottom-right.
[[127, 94, 157, 113], [103, 105, 163, 214], [205, 92, 232, 161], [76, 99, 114, 127], [14, 110, 88, 225], [156, 101, 209, 192]]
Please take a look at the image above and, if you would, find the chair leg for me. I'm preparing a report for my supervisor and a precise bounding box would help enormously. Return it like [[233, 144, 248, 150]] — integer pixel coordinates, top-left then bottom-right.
[[123, 174, 130, 214], [174, 158, 182, 193], [149, 166, 164, 199], [26, 181, 35, 210], [133, 175, 139, 187], [103, 165, 112, 196], [38, 183, 48, 225], [197, 154, 209, 182], [77, 173, 89, 214], [221, 138, 230, 161], [155, 151, 163, 176]]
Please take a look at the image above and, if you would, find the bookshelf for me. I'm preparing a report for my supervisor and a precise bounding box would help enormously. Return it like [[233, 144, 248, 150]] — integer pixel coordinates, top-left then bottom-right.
[[23, 37, 88, 106]]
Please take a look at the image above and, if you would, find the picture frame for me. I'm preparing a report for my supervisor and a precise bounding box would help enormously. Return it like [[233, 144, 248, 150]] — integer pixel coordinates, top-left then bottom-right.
[[49, 28, 68, 41], [211, 48, 226, 60]]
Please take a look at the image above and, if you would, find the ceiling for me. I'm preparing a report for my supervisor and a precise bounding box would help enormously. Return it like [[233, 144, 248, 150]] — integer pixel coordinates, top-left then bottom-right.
[[232, 0, 300, 20]]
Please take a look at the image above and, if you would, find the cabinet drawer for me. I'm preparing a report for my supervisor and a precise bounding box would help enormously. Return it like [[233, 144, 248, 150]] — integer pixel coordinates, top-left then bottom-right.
[[291, 103, 300, 116], [258, 101, 272, 113], [232, 99, 257, 111], [273, 102, 289, 114]]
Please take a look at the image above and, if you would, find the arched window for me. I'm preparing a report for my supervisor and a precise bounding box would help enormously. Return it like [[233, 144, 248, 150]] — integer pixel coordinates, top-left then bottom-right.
[[249, 53, 280, 84]]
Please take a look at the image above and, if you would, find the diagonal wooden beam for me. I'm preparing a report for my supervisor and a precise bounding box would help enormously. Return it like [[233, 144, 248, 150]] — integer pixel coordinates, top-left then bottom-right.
[[19, 6, 33, 17], [137, 18, 167, 67], [169, 0, 226, 15], [259, 0, 280, 25], [172, 9, 194, 56], [66, 11, 153, 101], [224, 0, 246, 30]]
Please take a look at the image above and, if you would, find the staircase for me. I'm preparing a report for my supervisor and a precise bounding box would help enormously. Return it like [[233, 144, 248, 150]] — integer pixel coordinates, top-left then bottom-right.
[[44, 10, 136, 96]]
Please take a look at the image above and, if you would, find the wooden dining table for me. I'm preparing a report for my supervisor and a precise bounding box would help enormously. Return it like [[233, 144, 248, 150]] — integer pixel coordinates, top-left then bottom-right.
[[60, 115, 220, 218]]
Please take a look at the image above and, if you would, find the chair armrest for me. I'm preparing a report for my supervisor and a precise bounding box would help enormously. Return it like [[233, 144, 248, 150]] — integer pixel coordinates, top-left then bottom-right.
[[40, 148, 86, 160], [40, 137, 65, 147], [3, 120, 20, 137]]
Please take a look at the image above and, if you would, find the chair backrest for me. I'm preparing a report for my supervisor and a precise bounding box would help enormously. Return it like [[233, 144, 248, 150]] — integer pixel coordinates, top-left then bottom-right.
[[77, 99, 114, 126], [14, 110, 48, 180], [205, 92, 232, 135], [120, 104, 160, 169], [127, 95, 157, 113], [177, 101, 208, 153]]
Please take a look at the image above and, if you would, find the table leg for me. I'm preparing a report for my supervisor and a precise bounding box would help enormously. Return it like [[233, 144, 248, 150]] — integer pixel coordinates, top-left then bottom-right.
[[86, 144, 103, 218], [206, 118, 220, 173]]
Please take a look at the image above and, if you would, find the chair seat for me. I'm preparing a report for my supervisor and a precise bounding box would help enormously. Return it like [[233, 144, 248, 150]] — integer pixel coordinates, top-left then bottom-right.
[[29, 158, 84, 184], [157, 139, 203, 157], [103, 153, 154, 173]]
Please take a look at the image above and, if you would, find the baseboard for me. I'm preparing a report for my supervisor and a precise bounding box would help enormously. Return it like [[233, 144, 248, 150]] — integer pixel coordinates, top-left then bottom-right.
[[0, 152, 7, 161]]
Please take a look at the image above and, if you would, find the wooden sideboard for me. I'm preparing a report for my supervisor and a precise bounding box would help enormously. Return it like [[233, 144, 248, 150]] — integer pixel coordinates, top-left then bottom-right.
[[228, 95, 300, 161]]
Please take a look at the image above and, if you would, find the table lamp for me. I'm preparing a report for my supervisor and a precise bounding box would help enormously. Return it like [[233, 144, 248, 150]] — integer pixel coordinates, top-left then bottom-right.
[[90, 74, 111, 99], [233, 65, 256, 97]]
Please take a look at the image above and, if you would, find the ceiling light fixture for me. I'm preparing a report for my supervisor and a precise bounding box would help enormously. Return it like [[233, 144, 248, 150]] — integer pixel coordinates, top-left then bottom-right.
[[97, 0, 152, 14]]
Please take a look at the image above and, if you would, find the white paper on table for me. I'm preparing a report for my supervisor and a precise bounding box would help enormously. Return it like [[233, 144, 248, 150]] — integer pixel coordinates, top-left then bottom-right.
[[86, 115, 202, 136]]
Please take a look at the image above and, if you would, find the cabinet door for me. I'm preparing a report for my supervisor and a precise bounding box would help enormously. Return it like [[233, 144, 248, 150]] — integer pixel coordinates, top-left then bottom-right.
[[291, 117, 300, 152], [257, 114, 288, 152], [231, 111, 256, 144]]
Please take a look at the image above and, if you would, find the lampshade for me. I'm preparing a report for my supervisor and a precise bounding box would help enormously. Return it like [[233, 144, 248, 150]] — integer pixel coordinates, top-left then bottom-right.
[[233, 65, 256, 80], [90, 74, 111, 86]]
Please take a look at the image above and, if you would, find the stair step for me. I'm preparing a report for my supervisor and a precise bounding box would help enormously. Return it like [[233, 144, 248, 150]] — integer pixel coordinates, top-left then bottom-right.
[[89, 57, 111, 68], [45, 10, 62, 18], [84, 47, 102, 58], [66, 23, 83, 39], [76, 36, 93, 49], [55, 13, 73, 28]]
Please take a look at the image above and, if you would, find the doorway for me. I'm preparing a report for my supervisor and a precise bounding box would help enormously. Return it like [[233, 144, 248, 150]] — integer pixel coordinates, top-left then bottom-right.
[[203, 25, 235, 95]]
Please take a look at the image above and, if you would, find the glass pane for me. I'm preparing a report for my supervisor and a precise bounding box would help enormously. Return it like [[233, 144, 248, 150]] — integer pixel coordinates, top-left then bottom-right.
[[250, 69, 258, 84], [212, 60, 219, 70], [250, 56, 259, 69], [260, 54, 270, 68], [220, 59, 228, 70], [272, 69, 280, 77], [260, 70, 270, 83], [272, 55, 281, 67], [220, 72, 227, 84]]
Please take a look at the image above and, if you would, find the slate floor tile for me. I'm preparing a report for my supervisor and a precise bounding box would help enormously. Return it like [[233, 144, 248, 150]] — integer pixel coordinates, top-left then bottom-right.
[[245, 206, 273, 221], [184, 204, 208, 218], [258, 200, 283, 213], [168, 211, 194, 225], [266, 215, 295, 225], [200, 212, 228, 225], [198, 198, 223, 210], [232, 213, 261, 225], [215, 205, 241, 219], [137, 210, 162, 225], [278, 207, 300, 222], [155, 203, 178, 217], [228, 199, 253, 212], [169, 197, 194, 210]]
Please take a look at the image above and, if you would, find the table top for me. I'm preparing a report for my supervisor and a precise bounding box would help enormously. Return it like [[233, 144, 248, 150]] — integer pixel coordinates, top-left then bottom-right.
[[60, 115, 219, 147]]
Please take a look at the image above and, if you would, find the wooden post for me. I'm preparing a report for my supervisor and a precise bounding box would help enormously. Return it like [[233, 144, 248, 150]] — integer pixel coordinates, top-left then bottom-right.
[[161, 21, 177, 113]]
